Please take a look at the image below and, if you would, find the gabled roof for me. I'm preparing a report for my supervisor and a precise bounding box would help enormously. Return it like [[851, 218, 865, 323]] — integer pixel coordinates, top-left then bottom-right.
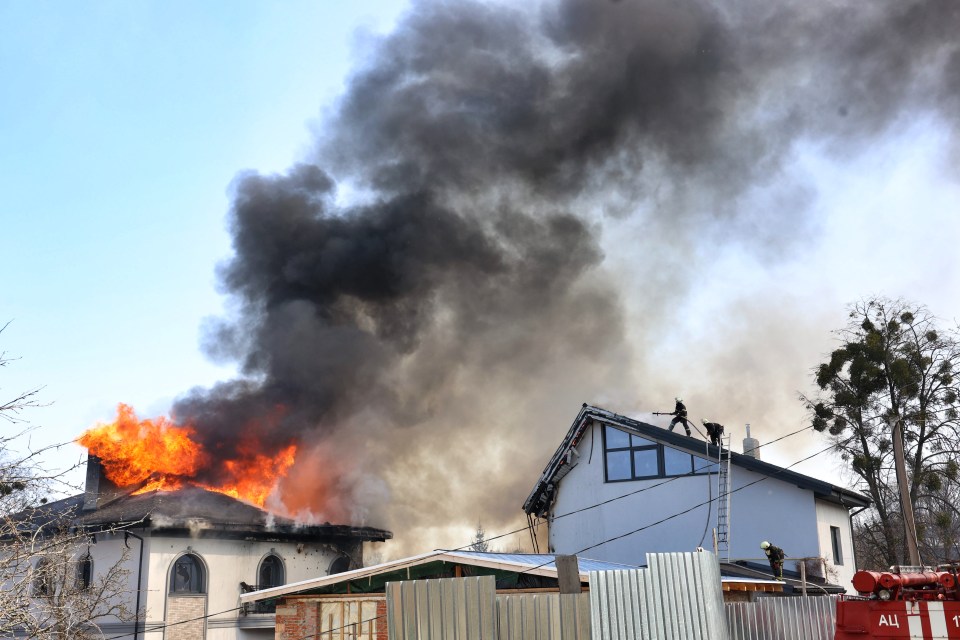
[[522, 404, 870, 517], [239, 550, 640, 603], [23, 486, 391, 543]]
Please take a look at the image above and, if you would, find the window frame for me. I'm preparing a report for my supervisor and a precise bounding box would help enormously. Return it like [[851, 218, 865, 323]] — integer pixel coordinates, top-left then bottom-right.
[[257, 553, 285, 590], [77, 553, 93, 590], [328, 555, 351, 575], [32, 559, 52, 598], [602, 425, 717, 483], [830, 525, 844, 566], [169, 553, 206, 595]]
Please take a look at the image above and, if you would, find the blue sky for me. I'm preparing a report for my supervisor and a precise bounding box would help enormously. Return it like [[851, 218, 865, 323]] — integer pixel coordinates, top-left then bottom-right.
[[1, 0, 408, 466], [4, 0, 960, 555]]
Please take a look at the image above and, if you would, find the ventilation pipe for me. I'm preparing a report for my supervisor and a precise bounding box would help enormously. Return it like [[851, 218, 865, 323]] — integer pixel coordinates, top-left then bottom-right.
[[742, 424, 761, 460]]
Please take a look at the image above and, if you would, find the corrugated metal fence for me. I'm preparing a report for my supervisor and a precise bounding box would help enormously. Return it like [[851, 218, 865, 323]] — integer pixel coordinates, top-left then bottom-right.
[[386, 575, 497, 640], [386, 576, 591, 640], [726, 595, 838, 640], [589, 552, 728, 640], [385, 553, 838, 640], [497, 592, 590, 640]]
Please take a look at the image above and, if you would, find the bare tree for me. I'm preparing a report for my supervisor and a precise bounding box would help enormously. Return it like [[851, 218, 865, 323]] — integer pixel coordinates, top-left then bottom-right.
[[0, 328, 137, 638]]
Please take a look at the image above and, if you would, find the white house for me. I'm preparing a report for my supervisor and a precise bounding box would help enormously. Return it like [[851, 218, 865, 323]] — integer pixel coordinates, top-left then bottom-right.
[[522, 405, 870, 591], [17, 457, 391, 639]]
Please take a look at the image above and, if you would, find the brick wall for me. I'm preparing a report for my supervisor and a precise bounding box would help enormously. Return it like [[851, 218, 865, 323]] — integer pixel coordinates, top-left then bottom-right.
[[276, 599, 317, 640], [375, 599, 388, 640], [165, 594, 207, 640], [276, 596, 386, 640]]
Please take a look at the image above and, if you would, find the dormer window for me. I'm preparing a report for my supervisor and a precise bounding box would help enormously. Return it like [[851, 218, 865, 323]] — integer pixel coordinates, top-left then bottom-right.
[[603, 425, 717, 482]]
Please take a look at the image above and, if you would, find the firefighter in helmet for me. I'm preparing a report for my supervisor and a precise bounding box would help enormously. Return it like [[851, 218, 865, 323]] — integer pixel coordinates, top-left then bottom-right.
[[702, 418, 724, 447], [760, 540, 785, 580], [667, 397, 692, 436]]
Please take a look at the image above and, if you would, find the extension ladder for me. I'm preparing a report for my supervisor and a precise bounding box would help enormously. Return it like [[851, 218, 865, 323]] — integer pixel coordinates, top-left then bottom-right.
[[715, 434, 732, 563]]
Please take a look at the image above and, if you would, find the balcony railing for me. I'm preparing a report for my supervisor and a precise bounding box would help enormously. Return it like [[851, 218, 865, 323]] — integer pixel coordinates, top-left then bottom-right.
[[240, 583, 280, 614]]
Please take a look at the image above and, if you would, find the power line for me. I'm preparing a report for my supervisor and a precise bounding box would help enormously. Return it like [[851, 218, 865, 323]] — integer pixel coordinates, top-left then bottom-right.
[[513, 434, 858, 578], [274, 430, 859, 640], [101, 606, 244, 640], [98, 420, 840, 640]]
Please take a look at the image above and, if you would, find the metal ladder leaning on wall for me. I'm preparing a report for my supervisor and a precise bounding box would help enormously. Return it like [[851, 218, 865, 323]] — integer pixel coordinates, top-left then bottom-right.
[[715, 434, 732, 563]]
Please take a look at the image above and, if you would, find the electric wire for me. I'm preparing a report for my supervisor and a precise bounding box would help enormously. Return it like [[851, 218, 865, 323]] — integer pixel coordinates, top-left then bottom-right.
[[512, 433, 859, 579], [272, 428, 856, 640], [545, 420, 822, 525], [101, 605, 245, 640], [98, 420, 841, 640]]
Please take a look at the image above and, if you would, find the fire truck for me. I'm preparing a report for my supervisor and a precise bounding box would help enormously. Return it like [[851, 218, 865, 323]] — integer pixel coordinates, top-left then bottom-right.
[[836, 565, 960, 639]]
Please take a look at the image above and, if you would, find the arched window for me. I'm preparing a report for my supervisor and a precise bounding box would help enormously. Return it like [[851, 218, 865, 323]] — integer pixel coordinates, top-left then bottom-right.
[[258, 554, 285, 589], [169, 554, 205, 594], [328, 555, 350, 575], [33, 559, 52, 597], [77, 554, 93, 590]]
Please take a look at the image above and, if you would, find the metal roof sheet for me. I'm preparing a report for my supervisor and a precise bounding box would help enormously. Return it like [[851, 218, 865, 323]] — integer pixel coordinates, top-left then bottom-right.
[[449, 551, 641, 574], [240, 550, 642, 603], [240, 549, 782, 604]]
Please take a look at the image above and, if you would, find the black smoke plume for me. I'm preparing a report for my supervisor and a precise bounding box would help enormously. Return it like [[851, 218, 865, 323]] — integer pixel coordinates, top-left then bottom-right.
[[173, 0, 960, 548]]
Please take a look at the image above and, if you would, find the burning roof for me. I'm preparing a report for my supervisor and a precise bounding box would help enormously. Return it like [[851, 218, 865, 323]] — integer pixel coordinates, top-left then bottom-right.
[[73, 486, 391, 542], [74, 407, 388, 537], [77, 404, 297, 509]]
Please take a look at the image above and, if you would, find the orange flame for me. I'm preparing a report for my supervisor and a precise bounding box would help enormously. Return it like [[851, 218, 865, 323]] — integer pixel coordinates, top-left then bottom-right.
[[77, 403, 297, 507]]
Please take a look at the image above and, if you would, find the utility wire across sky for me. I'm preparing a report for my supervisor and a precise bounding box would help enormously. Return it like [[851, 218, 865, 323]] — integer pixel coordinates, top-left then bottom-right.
[[103, 419, 848, 640]]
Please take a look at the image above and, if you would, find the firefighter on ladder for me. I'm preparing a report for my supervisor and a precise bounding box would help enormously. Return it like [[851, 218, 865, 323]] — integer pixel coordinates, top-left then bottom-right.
[[760, 541, 785, 580]]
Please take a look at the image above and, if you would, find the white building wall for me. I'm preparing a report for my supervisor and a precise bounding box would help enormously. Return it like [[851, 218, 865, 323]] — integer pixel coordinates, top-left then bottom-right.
[[815, 498, 858, 592], [143, 534, 348, 639], [71, 531, 352, 640], [60, 532, 145, 636], [548, 421, 823, 570]]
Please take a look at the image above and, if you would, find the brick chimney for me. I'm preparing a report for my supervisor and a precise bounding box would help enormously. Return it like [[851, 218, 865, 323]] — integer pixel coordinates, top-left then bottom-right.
[[82, 454, 123, 511]]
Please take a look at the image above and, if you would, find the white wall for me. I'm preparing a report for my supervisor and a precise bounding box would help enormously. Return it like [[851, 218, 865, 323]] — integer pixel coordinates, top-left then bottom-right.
[[548, 420, 824, 571], [64, 530, 354, 639], [815, 498, 857, 592], [143, 534, 349, 639]]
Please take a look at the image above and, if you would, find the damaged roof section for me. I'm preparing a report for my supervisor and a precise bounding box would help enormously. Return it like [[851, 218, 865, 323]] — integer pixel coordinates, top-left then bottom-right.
[[523, 404, 870, 518], [16, 486, 391, 543], [7, 454, 394, 542]]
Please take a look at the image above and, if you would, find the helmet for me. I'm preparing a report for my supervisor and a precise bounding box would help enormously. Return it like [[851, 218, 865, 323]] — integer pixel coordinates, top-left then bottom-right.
[[701, 418, 708, 425], [676, 397, 683, 403], [760, 541, 770, 550]]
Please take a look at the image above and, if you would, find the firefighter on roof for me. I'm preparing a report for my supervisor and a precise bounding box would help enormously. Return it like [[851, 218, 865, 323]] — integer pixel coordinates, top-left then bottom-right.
[[702, 419, 724, 447], [656, 397, 692, 436], [760, 540, 785, 580]]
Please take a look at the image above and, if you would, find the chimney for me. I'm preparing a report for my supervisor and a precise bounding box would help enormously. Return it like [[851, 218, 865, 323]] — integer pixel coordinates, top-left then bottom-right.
[[82, 454, 122, 511], [742, 424, 761, 460]]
